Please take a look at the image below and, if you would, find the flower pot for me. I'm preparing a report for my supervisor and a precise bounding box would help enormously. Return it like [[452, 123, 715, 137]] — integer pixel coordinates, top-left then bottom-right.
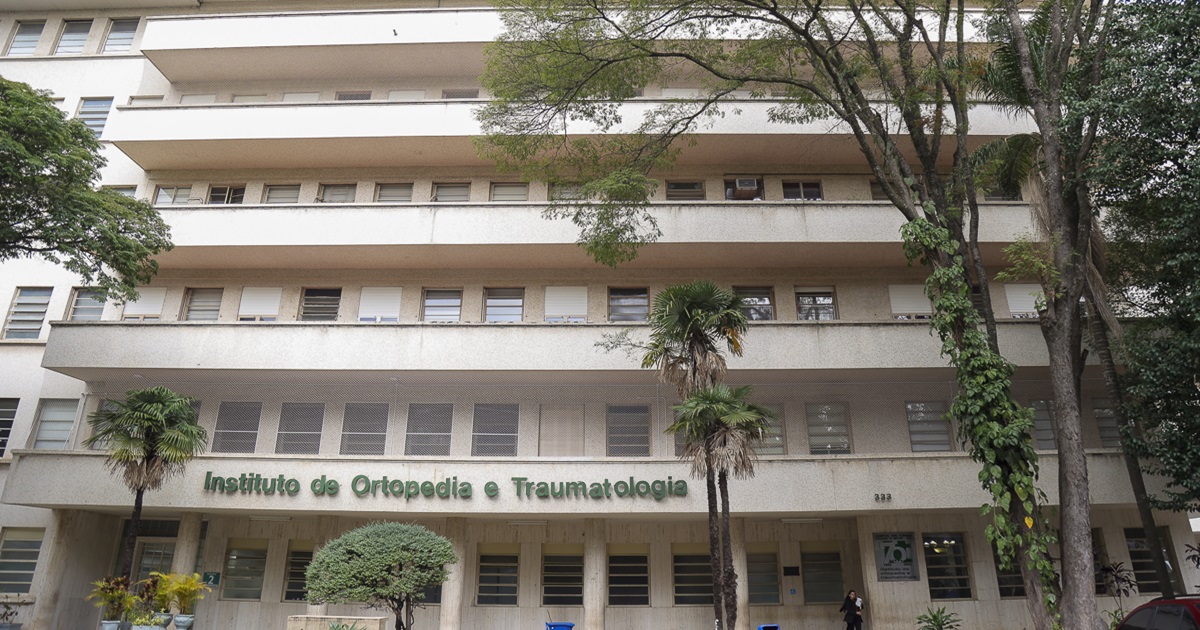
[[0, 623, 23, 630], [173, 614, 195, 629], [131, 625, 157, 630], [99, 621, 121, 630], [152, 613, 172, 628]]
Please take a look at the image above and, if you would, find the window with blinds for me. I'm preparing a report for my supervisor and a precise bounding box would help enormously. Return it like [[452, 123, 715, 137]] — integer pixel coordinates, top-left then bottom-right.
[[735, 287, 775, 321], [263, 184, 301, 204], [665, 181, 705, 201], [66, 288, 103, 321], [544, 286, 587, 323], [747, 547, 781, 604], [77, 98, 113, 136], [0, 399, 18, 458], [208, 186, 245, 204], [155, 186, 191, 205], [33, 399, 77, 450], [607, 405, 650, 456], [340, 403, 388, 455], [993, 547, 1024, 598], [359, 287, 402, 323], [282, 541, 314, 601], [1124, 527, 1180, 594], [471, 404, 519, 456], [800, 547, 844, 603], [238, 287, 281, 322], [4, 287, 52, 339], [0, 528, 44, 594], [783, 181, 823, 200], [102, 18, 138, 53], [485, 288, 524, 322], [432, 183, 470, 202], [212, 402, 262, 453], [608, 288, 649, 322], [542, 548, 584, 606], [318, 184, 356, 203], [477, 547, 519, 605], [906, 401, 952, 452], [870, 179, 890, 201], [538, 404, 584, 456], [923, 533, 972, 599], [375, 183, 414, 203], [752, 404, 785, 455], [405, 403, 453, 456], [1005, 283, 1042, 318], [422, 289, 462, 322], [300, 288, 341, 321], [490, 183, 529, 202], [889, 284, 933, 320], [275, 403, 324, 455], [121, 287, 165, 321], [6, 21, 44, 56], [222, 539, 269, 600], [54, 20, 92, 54], [608, 547, 650, 606], [183, 288, 223, 322], [672, 544, 713, 605], [1092, 399, 1121, 448], [1029, 400, 1057, 449], [796, 287, 837, 320], [806, 402, 850, 455]]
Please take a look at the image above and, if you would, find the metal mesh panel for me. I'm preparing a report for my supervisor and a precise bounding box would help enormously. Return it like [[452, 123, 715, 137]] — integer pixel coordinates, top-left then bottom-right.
[[406, 403, 453, 456], [340, 403, 388, 455], [806, 402, 850, 455], [213, 402, 262, 453], [906, 401, 952, 452], [606, 405, 650, 456], [275, 403, 324, 454], [472, 404, 519, 456]]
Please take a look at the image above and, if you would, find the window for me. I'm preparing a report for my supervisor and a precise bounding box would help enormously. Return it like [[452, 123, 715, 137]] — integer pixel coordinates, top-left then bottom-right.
[[432, 183, 470, 202], [870, 179, 890, 201], [275, 403, 324, 455], [442, 88, 480, 99], [0, 529, 44, 594], [672, 544, 713, 605], [230, 94, 267, 103], [317, 184, 356, 203], [752, 404, 785, 455], [107, 186, 138, 197], [182, 288, 223, 322], [281, 92, 319, 103], [608, 287, 649, 322], [1030, 400, 1057, 449], [300, 288, 341, 321], [335, 91, 372, 101], [477, 546, 519, 605], [33, 399, 77, 449], [485, 288, 524, 322], [121, 287, 165, 321], [6, 21, 44, 56], [608, 547, 650, 606], [545, 286, 587, 323], [549, 183, 583, 201], [735, 287, 774, 321], [747, 546, 781, 604], [65, 288, 103, 322], [1124, 527, 1179, 594], [796, 287, 837, 320], [1005, 283, 1041, 318], [0, 399, 17, 457], [889, 284, 932, 320], [212, 402, 262, 453], [222, 539, 268, 600], [77, 98, 113, 136], [359, 287, 402, 323], [133, 540, 175, 582], [102, 18, 138, 53], [800, 546, 844, 603], [54, 20, 92, 55], [375, 183, 414, 203], [806, 403, 850, 455], [472, 404, 519, 456], [490, 183, 529, 202], [906, 401, 952, 452], [1092, 528, 1109, 596], [983, 184, 1022, 202], [1093, 399, 1121, 448], [405, 403, 453, 456], [178, 94, 216, 105], [993, 547, 1024, 598], [422, 289, 462, 322], [388, 90, 425, 101], [725, 177, 763, 200], [263, 184, 301, 204], [542, 548, 583, 606], [665, 181, 705, 201], [238, 287, 281, 322], [340, 403, 388, 455], [282, 541, 314, 602], [537, 404, 585, 456], [923, 533, 971, 599], [4, 287, 52, 339], [783, 181, 823, 200], [155, 186, 191, 205], [606, 405, 650, 456], [208, 186, 245, 204]]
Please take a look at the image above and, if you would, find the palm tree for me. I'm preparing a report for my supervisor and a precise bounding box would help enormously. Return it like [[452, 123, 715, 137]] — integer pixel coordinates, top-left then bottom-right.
[[84, 386, 208, 580], [671, 384, 773, 630]]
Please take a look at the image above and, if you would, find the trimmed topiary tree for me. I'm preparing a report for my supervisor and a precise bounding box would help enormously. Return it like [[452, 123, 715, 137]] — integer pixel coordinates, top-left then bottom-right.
[[306, 522, 457, 630]]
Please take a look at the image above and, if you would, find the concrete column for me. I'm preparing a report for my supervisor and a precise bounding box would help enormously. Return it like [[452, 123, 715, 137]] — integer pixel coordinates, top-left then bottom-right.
[[170, 512, 204, 577], [30, 509, 77, 629], [439, 517, 467, 630], [732, 518, 750, 630], [583, 518, 606, 630]]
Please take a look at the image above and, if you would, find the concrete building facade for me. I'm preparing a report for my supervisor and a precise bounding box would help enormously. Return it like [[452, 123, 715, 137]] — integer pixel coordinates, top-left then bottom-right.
[[0, 2, 1196, 629]]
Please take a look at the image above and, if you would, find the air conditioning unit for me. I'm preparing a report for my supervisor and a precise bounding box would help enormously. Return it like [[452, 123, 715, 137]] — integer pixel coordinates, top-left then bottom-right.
[[732, 177, 759, 199]]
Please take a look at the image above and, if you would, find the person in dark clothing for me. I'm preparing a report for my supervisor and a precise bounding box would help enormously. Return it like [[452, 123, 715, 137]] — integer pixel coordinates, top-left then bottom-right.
[[839, 589, 863, 630]]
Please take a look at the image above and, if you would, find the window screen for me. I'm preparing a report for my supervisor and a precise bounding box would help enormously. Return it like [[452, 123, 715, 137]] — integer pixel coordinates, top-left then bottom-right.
[[490, 183, 529, 202], [122, 287, 165, 321], [423, 289, 462, 322], [264, 185, 301, 204], [747, 550, 781, 604], [806, 403, 850, 455], [672, 548, 713, 605], [275, 403, 324, 455], [282, 541, 314, 601], [318, 184, 356, 202], [545, 286, 587, 323], [77, 98, 113, 136], [405, 403, 453, 456], [906, 402, 952, 452], [665, 181, 705, 201], [359, 287, 402, 323], [889, 284, 933, 320], [238, 287, 281, 321], [606, 405, 650, 456], [1005, 283, 1041, 318], [212, 402, 262, 453], [340, 403, 388, 455], [432, 183, 470, 202], [800, 549, 844, 603], [376, 183, 414, 202], [472, 404, 519, 456]]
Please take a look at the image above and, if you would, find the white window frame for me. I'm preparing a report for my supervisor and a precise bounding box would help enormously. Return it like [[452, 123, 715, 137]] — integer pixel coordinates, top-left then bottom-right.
[[375, 183, 414, 203], [182, 288, 223, 322], [734, 286, 775, 321], [358, 287, 402, 323], [795, 287, 837, 321], [317, 183, 357, 203], [263, 184, 302, 204], [805, 402, 851, 455], [121, 287, 165, 321], [471, 404, 520, 457], [606, 405, 650, 456], [906, 401, 953, 452], [211, 402, 262, 454], [340, 402, 388, 455], [207, 185, 246, 205], [422, 289, 462, 322], [665, 181, 705, 201], [54, 19, 92, 55], [77, 97, 114, 137], [66, 287, 103, 321], [544, 286, 587, 323], [3, 287, 53, 339], [101, 18, 139, 53], [0, 528, 45, 594], [221, 539, 268, 600], [484, 288, 524, 322], [6, 21, 45, 57], [32, 399, 78, 450], [888, 284, 933, 320], [299, 288, 342, 321], [0, 399, 18, 458], [489, 182, 529, 202], [607, 287, 649, 322], [432, 183, 470, 203], [155, 185, 192, 206], [237, 287, 281, 322], [275, 402, 324, 455]]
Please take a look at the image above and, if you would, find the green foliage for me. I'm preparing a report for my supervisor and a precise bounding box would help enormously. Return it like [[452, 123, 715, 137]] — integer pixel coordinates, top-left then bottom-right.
[[0, 76, 171, 302], [86, 576, 135, 621], [0, 603, 18, 623], [1098, 562, 1136, 616], [84, 387, 209, 493], [306, 522, 457, 630], [150, 572, 211, 615], [328, 624, 368, 630], [640, 280, 747, 398], [915, 607, 962, 630], [670, 384, 773, 480]]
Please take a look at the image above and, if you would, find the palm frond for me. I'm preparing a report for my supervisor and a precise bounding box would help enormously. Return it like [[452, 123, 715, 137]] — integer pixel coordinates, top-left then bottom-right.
[[85, 386, 209, 493]]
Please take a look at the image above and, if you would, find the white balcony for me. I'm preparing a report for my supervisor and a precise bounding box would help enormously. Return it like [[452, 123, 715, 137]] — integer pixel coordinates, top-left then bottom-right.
[[40, 321, 1050, 382]]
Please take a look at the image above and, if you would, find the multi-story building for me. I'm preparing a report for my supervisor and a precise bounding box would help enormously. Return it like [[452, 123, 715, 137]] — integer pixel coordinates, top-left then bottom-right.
[[0, 3, 1195, 629]]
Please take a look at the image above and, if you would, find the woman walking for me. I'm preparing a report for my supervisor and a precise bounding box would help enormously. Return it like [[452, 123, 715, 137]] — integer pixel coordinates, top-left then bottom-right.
[[839, 589, 863, 630]]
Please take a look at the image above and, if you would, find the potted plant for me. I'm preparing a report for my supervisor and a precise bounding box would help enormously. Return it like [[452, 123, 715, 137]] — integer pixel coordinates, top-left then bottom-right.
[[162, 573, 211, 630], [134, 575, 172, 628], [127, 611, 158, 630], [0, 602, 23, 630], [86, 576, 135, 630]]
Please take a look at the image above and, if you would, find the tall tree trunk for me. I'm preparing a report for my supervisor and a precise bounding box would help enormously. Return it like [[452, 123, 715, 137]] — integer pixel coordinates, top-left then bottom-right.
[[705, 464, 724, 630], [718, 471, 737, 630], [121, 486, 146, 580]]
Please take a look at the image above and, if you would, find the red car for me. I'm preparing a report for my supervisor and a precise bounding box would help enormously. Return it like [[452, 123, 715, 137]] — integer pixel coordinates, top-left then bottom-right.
[[1115, 595, 1200, 630]]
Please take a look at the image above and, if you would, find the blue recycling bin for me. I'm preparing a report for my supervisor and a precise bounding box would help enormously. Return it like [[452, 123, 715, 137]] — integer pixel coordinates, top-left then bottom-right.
[[758, 625, 781, 630], [546, 624, 575, 630]]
